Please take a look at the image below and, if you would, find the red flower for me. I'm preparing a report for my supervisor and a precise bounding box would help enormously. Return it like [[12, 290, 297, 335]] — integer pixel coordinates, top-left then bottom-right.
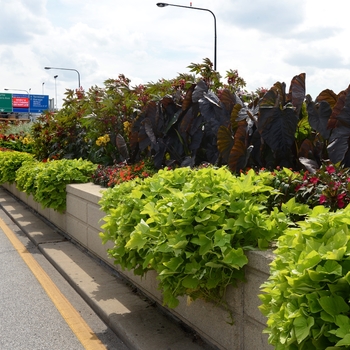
[[319, 195, 327, 204], [309, 177, 319, 184], [337, 193, 347, 208], [326, 165, 336, 174]]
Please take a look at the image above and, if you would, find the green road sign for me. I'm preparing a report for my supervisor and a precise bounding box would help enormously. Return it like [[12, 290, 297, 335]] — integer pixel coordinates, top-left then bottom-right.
[[0, 93, 13, 113]]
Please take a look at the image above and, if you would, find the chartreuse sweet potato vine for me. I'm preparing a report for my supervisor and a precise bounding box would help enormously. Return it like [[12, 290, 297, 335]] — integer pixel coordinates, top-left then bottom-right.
[[100, 166, 291, 309], [15, 158, 97, 213], [0, 151, 35, 184], [260, 205, 350, 349]]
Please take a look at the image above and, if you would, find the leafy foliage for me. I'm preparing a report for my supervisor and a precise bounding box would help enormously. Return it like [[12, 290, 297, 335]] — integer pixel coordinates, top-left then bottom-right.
[[15, 159, 45, 196], [260, 205, 350, 349], [0, 130, 34, 153], [0, 151, 35, 183], [295, 161, 350, 211], [91, 160, 156, 187], [15, 158, 97, 212], [100, 166, 290, 308]]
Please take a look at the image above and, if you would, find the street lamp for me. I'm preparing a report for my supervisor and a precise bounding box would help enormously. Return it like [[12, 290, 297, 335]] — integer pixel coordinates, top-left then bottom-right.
[[44, 66, 81, 88], [156, 2, 217, 70], [4, 88, 31, 120], [54, 75, 58, 110], [42, 82, 45, 94]]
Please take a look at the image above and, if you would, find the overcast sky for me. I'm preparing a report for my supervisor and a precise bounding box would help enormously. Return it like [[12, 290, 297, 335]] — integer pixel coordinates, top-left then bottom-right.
[[1, 0, 349, 108]]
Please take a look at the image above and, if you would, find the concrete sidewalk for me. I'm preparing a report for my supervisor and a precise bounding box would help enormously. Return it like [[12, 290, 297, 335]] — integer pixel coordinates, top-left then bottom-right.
[[0, 188, 214, 350]]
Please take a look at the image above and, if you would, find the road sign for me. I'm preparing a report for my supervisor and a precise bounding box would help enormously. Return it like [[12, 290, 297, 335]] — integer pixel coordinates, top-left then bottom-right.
[[0, 93, 13, 113], [1, 93, 49, 114], [30, 94, 49, 113], [12, 94, 29, 111]]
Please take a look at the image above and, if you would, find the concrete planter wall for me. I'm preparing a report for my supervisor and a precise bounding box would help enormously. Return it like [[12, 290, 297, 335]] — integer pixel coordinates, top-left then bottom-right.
[[3, 182, 274, 350]]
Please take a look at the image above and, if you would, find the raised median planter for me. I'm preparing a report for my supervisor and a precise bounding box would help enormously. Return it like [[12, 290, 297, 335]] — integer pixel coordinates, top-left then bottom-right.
[[2, 181, 273, 350]]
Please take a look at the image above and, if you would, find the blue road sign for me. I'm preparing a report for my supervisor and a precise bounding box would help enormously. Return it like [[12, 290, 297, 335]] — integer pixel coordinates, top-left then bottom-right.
[[11, 93, 49, 114]]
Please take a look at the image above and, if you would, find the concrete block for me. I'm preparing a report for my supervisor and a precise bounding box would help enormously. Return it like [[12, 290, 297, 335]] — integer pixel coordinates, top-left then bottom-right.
[[66, 183, 105, 204], [87, 226, 113, 263], [66, 193, 87, 222], [117, 269, 164, 303], [18, 190, 29, 204], [27, 194, 38, 211], [173, 296, 241, 350], [87, 202, 105, 231], [243, 318, 273, 350], [49, 208, 66, 232], [1, 183, 10, 191], [66, 213, 88, 247], [246, 250, 275, 275], [37, 204, 51, 221], [225, 283, 244, 316], [243, 267, 269, 325]]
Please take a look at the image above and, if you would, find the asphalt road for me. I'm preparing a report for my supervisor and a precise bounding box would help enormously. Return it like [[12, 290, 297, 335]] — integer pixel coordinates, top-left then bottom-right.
[[0, 208, 128, 350]]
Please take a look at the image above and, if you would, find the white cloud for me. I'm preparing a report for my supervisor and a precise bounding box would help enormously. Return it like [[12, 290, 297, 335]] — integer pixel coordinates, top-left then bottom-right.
[[0, 0, 349, 108]]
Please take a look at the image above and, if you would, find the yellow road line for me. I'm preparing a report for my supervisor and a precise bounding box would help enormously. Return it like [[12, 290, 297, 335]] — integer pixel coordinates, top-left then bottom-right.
[[0, 217, 106, 350]]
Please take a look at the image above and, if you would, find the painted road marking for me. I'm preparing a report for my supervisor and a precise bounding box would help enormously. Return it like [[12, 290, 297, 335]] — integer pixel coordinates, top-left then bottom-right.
[[0, 217, 107, 350]]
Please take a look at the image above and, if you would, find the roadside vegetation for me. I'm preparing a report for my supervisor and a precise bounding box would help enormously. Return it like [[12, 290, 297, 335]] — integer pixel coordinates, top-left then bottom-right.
[[1, 58, 350, 348]]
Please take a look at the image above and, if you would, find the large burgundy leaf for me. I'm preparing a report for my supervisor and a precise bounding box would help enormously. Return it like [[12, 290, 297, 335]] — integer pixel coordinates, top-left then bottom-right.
[[258, 95, 299, 154], [219, 89, 237, 114], [228, 121, 250, 173], [316, 89, 338, 109], [288, 73, 306, 116], [116, 134, 129, 161], [217, 125, 234, 163], [230, 104, 243, 130], [153, 139, 167, 169], [328, 87, 350, 129], [143, 118, 158, 150], [182, 84, 196, 111], [189, 127, 204, 153], [306, 98, 332, 139], [327, 86, 350, 165]]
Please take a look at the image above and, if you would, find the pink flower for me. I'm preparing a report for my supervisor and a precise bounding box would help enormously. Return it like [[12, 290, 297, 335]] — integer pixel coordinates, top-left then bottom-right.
[[326, 165, 336, 174], [319, 195, 327, 204], [309, 177, 319, 184], [337, 193, 347, 208]]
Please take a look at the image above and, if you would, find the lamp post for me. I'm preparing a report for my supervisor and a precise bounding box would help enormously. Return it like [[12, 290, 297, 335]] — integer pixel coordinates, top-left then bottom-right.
[[54, 75, 58, 110], [156, 2, 217, 70], [42, 82, 45, 94], [44, 66, 81, 88], [4, 88, 31, 120]]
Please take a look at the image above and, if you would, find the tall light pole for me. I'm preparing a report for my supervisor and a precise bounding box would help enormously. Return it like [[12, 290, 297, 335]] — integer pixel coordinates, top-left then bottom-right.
[[42, 82, 45, 94], [4, 88, 31, 120], [54, 75, 58, 111], [156, 2, 217, 71], [44, 66, 81, 88]]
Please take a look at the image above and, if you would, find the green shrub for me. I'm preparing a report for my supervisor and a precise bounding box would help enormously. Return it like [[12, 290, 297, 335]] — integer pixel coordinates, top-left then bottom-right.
[[16, 158, 97, 213], [0, 151, 35, 183], [100, 166, 290, 309], [15, 159, 45, 195], [259, 205, 350, 349], [34, 158, 97, 212]]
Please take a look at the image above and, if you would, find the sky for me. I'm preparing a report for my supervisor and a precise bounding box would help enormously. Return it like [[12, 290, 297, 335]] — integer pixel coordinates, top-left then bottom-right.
[[0, 0, 349, 109]]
